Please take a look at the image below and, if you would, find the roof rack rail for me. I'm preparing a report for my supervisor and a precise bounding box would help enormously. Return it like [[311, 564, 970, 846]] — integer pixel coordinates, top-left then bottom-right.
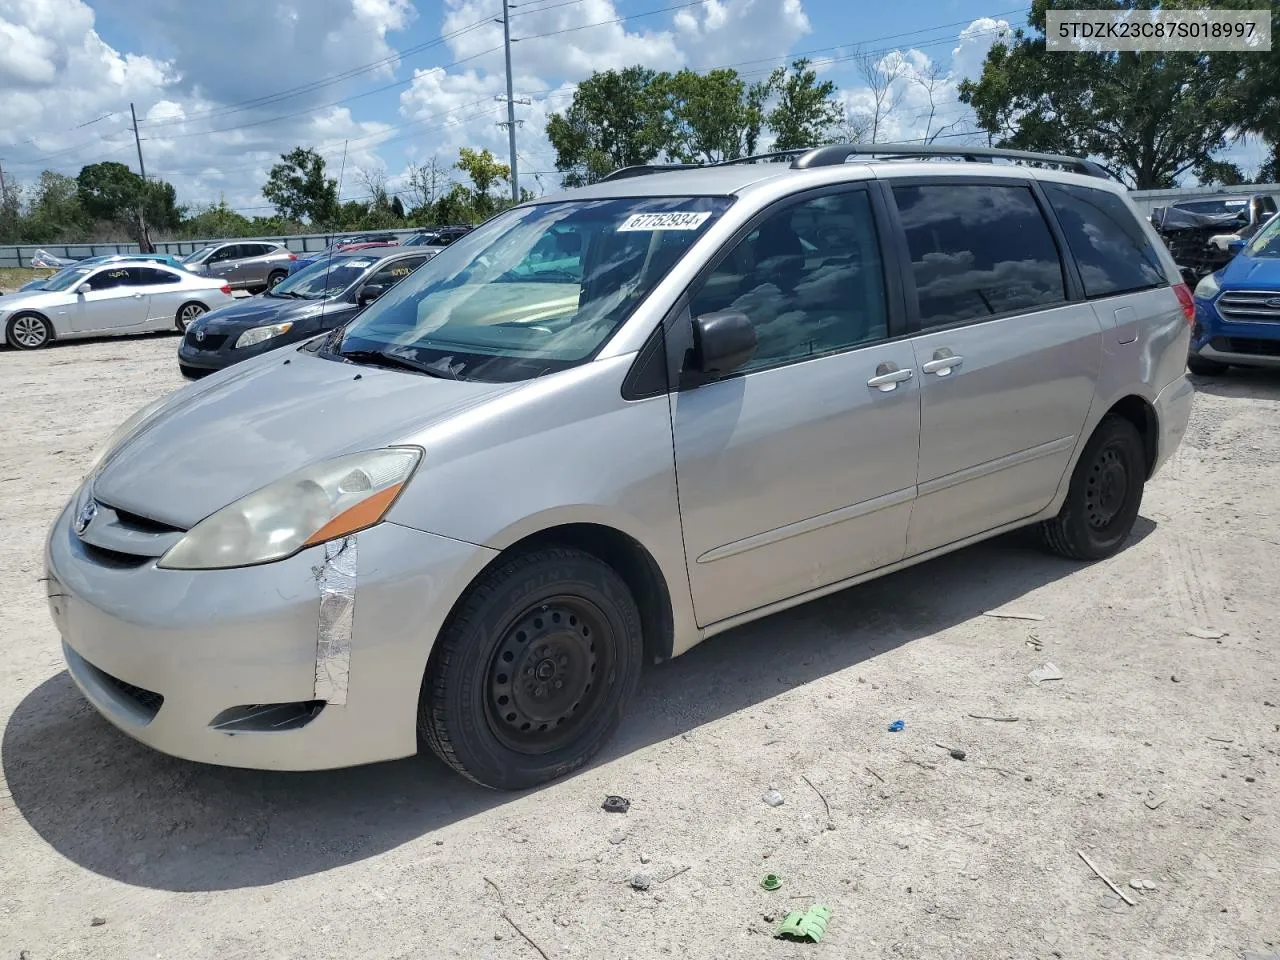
[[599, 163, 701, 182], [714, 149, 811, 166], [789, 143, 1115, 180]]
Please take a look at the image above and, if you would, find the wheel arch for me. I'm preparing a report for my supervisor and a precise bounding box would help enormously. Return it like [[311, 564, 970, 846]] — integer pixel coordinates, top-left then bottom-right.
[[1104, 394, 1158, 479], [5, 310, 55, 346], [441, 522, 677, 667]]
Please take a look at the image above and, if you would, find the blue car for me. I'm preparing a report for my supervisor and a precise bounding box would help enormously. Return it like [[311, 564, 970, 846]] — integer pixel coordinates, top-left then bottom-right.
[[1190, 214, 1280, 375]]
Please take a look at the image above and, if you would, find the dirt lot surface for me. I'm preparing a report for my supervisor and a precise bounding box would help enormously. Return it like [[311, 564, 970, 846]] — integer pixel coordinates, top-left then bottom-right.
[[2, 332, 1278, 960]]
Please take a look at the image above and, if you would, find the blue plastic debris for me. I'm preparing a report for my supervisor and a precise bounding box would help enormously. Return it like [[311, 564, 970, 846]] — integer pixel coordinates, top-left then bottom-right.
[[887, 720, 905, 733]]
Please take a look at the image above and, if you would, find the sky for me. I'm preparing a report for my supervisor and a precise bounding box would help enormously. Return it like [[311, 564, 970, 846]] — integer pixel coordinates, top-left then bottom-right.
[[0, 0, 1265, 219]]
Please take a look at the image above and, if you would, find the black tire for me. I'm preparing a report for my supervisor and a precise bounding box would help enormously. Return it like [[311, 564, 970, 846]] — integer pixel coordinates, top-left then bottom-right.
[[6, 313, 53, 350], [175, 301, 207, 331], [419, 545, 643, 790], [1187, 354, 1228, 376], [266, 271, 287, 290], [1041, 415, 1146, 562]]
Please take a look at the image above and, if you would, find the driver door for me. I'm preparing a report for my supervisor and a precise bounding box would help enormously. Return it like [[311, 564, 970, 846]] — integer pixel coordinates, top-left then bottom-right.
[[71, 267, 152, 332]]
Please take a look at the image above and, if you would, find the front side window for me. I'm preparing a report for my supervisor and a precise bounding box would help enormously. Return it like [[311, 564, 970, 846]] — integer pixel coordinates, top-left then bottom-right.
[[87, 267, 134, 290], [893, 183, 1066, 329], [1042, 182, 1165, 298], [331, 196, 732, 382], [366, 257, 429, 289], [688, 189, 889, 373]]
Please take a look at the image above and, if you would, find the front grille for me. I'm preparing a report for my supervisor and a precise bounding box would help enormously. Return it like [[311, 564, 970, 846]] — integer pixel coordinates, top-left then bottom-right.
[[1215, 290, 1280, 323], [1211, 336, 1280, 357], [99, 671, 164, 719], [184, 329, 228, 351]]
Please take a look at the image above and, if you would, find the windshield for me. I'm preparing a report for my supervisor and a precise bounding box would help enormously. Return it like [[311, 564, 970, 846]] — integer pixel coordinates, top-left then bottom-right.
[[272, 255, 371, 299], [329, 196, 731, 382], [1176, 199, 1248, 217], [183, 247, 216, 264], [40, 266, 95, 292], [402, 233, 433, 246], [1246, 213, 1280, 257]]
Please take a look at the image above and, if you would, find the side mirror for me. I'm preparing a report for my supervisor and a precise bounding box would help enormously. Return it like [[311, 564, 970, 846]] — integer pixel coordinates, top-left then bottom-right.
[[357, 283, 386, 306], [76, 283, 91, 295], [686, 311, 756, 382], [1228, 237, 1246, 255]]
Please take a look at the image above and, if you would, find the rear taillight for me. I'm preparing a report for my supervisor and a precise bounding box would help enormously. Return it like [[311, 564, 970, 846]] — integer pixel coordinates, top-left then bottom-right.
[[220, 284, 232, 295], [288, 253, 298, 260], [1172, 282, 1195, 325]]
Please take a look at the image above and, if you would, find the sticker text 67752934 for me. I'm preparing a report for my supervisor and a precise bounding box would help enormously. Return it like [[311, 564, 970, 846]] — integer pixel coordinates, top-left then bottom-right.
[[618, 212, 712, 232]]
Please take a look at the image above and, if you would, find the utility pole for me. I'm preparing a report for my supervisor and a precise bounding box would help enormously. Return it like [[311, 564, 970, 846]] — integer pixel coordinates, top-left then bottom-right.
[[129, 102, 153, 252], [499, 0, 520, 203]]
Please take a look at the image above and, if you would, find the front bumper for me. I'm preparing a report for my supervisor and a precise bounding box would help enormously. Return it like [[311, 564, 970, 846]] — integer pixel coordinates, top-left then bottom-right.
[[1191, 298, 1280, 368], [177, 327, 299, 376], [46, 498, 497, 770]]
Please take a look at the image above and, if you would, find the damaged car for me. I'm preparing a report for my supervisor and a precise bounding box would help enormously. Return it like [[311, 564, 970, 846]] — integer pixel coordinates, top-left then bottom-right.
[[1151, 194, 1277, 285]]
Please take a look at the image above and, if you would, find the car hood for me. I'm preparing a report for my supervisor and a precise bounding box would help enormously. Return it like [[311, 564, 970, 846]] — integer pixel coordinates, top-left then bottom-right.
[[93, 349, 516, 529], [195, 294, 349, 331], [1219, 252, 1280, 287]]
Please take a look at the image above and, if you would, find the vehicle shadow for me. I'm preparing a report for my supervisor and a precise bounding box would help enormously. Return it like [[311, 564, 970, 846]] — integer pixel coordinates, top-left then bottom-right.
[[2, 522, 1154, 892], [1189, 366, 1280, 400]]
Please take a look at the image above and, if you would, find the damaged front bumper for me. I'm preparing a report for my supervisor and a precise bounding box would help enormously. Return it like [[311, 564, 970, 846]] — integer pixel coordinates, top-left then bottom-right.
[[45, 499, 496, 771]]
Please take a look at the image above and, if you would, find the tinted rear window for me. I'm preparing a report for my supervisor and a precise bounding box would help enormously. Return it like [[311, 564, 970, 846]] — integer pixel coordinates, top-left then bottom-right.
[[1042, 182, 1165, 298], [893, 183, 1066, 329]]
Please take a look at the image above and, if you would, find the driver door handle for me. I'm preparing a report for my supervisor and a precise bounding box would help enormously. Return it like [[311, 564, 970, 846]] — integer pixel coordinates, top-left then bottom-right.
[[867, 363, 913, 392]]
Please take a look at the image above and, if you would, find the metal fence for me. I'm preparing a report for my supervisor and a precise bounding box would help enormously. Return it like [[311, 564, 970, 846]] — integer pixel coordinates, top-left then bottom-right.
[[0, 229, 425, 269]]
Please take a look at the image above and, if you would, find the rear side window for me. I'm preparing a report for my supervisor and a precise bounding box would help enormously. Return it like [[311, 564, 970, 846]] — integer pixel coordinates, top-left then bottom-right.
[[893, 183, 1066, 329], [1041, 182, 1165, 298], [137, 267, 180, 285]]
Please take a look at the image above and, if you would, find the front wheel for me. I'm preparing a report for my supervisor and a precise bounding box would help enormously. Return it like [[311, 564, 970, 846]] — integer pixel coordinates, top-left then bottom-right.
[[175, 302, 207, 331], [6, 313, 52, 349], [266, 271, 287, 290], [419, 546, 643, 790], [1041, 415, 1146, 562], [1187, 354, 1228, 376]]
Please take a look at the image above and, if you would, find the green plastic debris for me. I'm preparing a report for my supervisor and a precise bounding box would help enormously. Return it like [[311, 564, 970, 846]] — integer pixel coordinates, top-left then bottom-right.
[[761, 873, 782, 891], [776, 905, 832, 943]]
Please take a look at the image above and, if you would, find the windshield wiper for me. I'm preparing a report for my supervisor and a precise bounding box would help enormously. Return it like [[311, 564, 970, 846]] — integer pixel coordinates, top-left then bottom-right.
[[337, 348, 462, 380]]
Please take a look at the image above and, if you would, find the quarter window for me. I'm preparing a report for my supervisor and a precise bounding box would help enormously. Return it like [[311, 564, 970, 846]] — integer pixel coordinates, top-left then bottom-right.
[[688, 189, 889, 373], [893, 183, 1066, 329], [1041, 182, 1166, 298]]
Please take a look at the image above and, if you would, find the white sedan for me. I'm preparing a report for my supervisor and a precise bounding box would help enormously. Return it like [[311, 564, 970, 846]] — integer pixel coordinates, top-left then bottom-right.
[[1, 262, 236, 350]]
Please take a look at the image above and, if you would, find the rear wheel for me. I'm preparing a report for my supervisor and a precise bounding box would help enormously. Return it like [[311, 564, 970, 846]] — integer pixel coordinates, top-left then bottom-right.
[[175, 302, 207, 332], [1187, 354, 1228, 376], [6, 313, 52, 350], [1041, 416, 1146, 561], [419, 546, 643, 790]]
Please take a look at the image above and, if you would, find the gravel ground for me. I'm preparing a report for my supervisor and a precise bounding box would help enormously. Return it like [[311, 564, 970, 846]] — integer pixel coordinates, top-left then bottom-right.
[[1, 332, 1278, 960]]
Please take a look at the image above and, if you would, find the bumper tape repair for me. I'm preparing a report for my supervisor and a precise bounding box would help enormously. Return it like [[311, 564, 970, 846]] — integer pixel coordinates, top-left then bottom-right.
[[313, 535, 357, 705]]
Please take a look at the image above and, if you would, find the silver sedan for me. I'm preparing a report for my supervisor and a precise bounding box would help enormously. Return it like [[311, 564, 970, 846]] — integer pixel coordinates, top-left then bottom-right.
[[1, 262, 236, 349]]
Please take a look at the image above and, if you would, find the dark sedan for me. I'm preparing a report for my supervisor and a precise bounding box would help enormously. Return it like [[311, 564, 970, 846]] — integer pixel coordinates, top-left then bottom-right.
[[178, 248, 435, 378]]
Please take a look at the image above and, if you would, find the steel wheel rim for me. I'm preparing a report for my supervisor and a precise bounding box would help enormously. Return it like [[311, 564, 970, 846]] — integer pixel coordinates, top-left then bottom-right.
[[483, 595, 617, 756], [1085, 444, 1129, 530], [12, 316, 47, 348], [178, 304, 205, 329]]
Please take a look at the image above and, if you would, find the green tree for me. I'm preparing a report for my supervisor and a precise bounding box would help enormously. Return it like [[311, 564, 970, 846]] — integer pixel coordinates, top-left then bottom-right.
[[663, 69, 767, 163], [959, 0, 1239, 188], [764, 58, 842, 150], [144, 179, 183, 231], [76, 161, 144, 221], [390, 195, 406, 219], [263, 147, 339, 224], [20, 172, 86, 242], [546, 67, 672, 186], [432, 183, 477, 224], [181, 198, 255, 238], [455, 147, 510, 217]]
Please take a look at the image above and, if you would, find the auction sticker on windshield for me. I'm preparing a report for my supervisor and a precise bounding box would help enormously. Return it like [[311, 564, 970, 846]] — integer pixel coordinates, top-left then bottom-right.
[[618, 212, 712, 231]]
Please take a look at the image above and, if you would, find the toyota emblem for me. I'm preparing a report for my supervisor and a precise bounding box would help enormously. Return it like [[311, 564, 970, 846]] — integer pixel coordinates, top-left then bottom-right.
[[195, 328, 205, 342], [74, 498, 97, 536]]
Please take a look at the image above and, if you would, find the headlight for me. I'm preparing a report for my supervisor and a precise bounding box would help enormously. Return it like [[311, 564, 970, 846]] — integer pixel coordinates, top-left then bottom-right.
[[235, 321, 294, 349], [1194, 272, 1221, 300], [83, 395, 169, 479], [158, 447, 421, 570]]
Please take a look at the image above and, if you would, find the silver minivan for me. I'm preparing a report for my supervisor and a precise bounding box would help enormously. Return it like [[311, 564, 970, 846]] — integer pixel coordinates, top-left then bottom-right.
[[46, 145, 1195, 790]]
